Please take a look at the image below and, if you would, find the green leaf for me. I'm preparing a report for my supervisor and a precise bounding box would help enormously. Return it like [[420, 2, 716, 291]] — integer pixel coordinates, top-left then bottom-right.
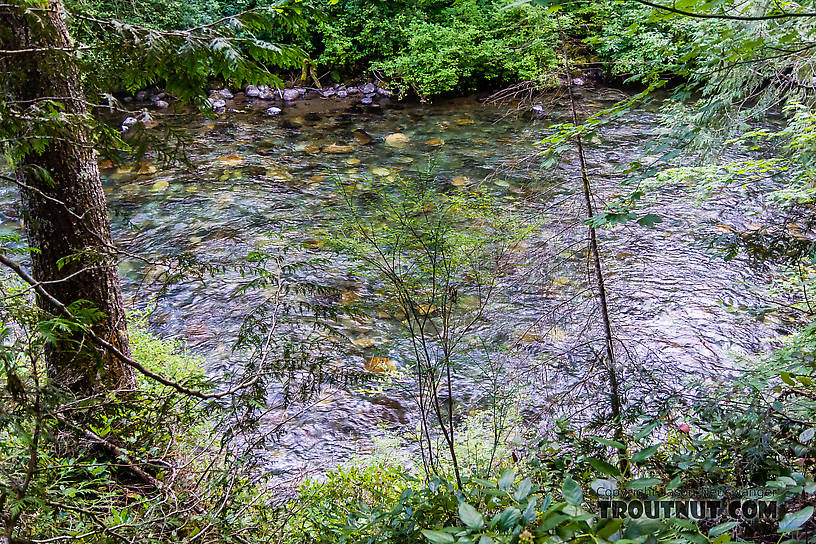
[[493, 506, 522, 530], [779, 506, 813, 533], [634, 421, 659, 440], [632, 444, 660, 463], [596, 518, 624, 539], [709, 521, 738, 537], [585, 457, 620, 477], [422, 530, 455, 544], [636, 213, 662, 227], [562, 476, 583, 506], [538, 513, 570, 531], [514, 478, 533, 501], [666, 474, 683, 491], [498, 469, 515, 491], [523, 496, 537, 523], [458, 502, 484, 530], [590, 436, 626, 449], [781, 372, 797, 386]]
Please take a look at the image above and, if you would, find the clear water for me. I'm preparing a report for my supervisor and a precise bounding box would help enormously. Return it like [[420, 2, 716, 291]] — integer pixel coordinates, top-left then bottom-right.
[[0, 91, 789, 474]]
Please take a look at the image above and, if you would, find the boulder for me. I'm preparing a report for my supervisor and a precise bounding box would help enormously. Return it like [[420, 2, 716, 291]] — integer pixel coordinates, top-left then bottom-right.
[[346, 86, 359, 95], [218, 88, 234, 99], [121, 116, 138, 132], [155, 100, 169, 109], [572, 77, 585, 86], [259, 89, 276, 100], [282, 88, 299, 101], [361, 82, 376, 94], [322, 89, 336, 98], [531, 104, 545, 116], [135, 90, 148, 101], [360, 97, 373, 105], [265, 106, 282, 116], [209, 97, 226, 111], [246, 85, 260, 98], [376, 87, 391, 96], [336, 90, 348, 98]]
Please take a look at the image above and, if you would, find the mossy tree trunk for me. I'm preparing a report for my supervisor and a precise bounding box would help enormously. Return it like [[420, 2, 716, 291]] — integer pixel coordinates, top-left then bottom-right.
[[1, 0, 134, 396]]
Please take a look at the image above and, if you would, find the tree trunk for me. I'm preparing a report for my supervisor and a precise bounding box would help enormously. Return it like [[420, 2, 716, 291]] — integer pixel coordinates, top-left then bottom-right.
[[1, 0, 134, 396]]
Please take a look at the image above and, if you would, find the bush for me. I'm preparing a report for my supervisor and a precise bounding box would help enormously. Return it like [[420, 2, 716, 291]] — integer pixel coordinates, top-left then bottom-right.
[[0, 281, 271, 543], [368, 0, 560, 99]]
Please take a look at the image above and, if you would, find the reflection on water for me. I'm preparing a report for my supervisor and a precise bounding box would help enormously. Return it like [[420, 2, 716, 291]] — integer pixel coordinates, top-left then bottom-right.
[[0, 91, 788, 473]]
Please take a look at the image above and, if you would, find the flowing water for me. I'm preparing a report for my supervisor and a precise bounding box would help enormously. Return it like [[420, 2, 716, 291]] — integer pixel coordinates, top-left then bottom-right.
[[0, 90, 792, 475]]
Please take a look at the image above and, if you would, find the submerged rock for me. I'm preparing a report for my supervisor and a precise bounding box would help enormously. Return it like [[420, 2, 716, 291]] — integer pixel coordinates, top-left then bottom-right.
[[360, 96, 373, 105], [323, 143, 354, 153], [352, 336, 376, 349], [138, 162, 157, 175], [365, 357, 395, 374], [385, 133, 409, 147], [265, 106, 282, 116], [218, 153, 243, 166], [353, 130, 373, 144]]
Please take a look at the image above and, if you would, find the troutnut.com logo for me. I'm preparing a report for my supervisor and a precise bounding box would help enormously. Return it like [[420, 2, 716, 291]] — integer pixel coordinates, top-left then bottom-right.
[[595, 485, 779, 521], [598, 499, 777, 520]]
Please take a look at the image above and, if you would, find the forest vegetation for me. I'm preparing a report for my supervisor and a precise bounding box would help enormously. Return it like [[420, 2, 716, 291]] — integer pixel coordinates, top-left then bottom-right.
[[2, 0, 816, 543]]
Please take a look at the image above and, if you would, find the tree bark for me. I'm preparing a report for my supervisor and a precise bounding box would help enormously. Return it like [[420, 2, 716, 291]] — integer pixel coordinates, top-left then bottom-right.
[[1, 0, 134, 396]]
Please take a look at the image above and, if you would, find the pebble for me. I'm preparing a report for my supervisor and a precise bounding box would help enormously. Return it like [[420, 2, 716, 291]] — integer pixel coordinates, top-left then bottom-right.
[[266, 106, 282, 116]]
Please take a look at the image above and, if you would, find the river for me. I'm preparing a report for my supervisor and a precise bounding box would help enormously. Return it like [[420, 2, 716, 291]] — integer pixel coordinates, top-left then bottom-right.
[[0, 89, 788, 476]]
